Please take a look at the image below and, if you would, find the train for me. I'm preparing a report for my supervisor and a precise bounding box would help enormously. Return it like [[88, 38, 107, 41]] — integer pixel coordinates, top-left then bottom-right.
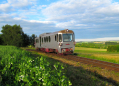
[[34, 29, 75, 54]]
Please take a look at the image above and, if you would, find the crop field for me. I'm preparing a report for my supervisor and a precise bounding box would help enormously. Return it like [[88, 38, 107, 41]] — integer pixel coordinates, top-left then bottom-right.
[[0, 45, 119, 86], [0, 46, 71, 86], [74, 47, 119, 64], [22, 47, 119, 86]]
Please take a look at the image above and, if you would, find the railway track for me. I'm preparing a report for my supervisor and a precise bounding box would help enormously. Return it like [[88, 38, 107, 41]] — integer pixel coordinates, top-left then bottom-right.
[[25, 49, 119, 72]]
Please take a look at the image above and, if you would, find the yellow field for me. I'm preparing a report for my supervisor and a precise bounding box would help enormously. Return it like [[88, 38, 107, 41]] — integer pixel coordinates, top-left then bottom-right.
[[74, 47, 119, 64]]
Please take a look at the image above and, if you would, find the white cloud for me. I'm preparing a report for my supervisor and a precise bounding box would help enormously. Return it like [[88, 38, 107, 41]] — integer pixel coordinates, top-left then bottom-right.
[[0, 0, 119, 39], [7, 0, 35, 7], [0, 3, 11, 12], [0, 0, 37, 13], [76, 37, 119, 42], [0, 14, 57, 36], [37, 5, 47, 9], [42, 0, 119, 29]]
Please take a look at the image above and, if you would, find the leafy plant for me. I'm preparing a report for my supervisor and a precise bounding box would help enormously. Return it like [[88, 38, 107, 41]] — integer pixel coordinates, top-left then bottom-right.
[[0, 46, 71, 86]]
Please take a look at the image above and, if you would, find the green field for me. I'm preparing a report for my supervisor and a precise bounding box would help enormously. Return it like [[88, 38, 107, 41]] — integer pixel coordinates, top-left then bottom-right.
[[0, 46, 71, 86], [74, 47, 119, 64], [0, 45, 119, 86]]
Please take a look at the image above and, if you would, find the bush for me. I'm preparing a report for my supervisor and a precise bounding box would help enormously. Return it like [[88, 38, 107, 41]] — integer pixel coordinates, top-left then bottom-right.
[[0, 46, 71, 86], [107, 45, 119, 52], [75, 43, 108, 49]]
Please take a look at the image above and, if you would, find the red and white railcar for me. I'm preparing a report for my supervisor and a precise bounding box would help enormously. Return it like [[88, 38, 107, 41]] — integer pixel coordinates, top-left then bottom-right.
[[35, 29, 75, 54]]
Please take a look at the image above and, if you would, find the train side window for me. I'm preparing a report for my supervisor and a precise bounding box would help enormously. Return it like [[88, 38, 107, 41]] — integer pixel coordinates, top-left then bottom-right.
[[49, 36, 50, 42], [55, 35, 56, 41], [45, 37, 46, 42], [46, 37, 48, 42], [42, 38, 43, 43], [36, 39, 39, 43], [59, 34, 62, 42], [57, 34, 58, 42]]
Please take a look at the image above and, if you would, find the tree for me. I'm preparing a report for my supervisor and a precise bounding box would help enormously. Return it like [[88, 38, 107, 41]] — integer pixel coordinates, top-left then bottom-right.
[[0, 34, 3, 45], [21, 33, 30, 47], [1, 24, 23, 47], [30, 34, 37, 46]]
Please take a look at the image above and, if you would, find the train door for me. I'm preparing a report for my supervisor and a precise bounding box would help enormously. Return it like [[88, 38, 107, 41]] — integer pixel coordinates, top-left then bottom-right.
[[55, 34, 58, 48], [39, 36, 41, 47]]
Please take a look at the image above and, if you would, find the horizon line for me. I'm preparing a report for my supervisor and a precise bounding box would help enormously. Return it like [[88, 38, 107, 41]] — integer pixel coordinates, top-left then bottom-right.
[[75, 37, 119, 42]]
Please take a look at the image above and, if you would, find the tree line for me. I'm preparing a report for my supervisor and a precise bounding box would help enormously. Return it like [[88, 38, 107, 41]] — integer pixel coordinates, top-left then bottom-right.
[[75, 43, 108, 49], [0, 24, 37, 47]]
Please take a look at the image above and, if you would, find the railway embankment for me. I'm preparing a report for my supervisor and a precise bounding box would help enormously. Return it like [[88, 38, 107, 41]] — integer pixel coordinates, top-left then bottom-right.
[[23, 47, 119, 86]]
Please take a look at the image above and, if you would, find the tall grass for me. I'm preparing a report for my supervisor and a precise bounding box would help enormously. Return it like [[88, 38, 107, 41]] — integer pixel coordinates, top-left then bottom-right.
[[0, 46, 71, 86]]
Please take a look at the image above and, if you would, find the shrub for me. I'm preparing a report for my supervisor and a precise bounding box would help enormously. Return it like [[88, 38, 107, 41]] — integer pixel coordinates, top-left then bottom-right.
[[107, 45, 119, 52], [0, 46, 71, 86]]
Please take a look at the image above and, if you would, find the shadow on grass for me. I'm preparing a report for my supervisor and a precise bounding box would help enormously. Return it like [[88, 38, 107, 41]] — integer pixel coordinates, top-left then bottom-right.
[[72, 53, 78, 56], [28, 50, 119, 86], [65, 65, 119, 86], [45, 56, 119, 86]]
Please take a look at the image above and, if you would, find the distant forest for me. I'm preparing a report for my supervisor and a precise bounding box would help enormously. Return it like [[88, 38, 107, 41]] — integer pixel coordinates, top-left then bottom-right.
[[0, 24, 37, 47]]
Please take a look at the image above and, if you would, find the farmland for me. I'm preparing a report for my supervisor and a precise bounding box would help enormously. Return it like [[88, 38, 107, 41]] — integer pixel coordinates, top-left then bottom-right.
[[22, 47, 119, 85], [0, 45, 119, 86], [0, 46, 71, 86], [74, 47, 119, 64]]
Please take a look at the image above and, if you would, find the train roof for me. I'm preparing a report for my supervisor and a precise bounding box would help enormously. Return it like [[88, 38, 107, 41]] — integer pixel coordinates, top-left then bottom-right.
[[39, 29, 74, 37]]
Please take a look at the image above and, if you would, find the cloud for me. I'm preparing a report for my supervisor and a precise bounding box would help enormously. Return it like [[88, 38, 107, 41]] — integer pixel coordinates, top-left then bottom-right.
[[42, 0, 119, 30], [7, 0, 36, 7], [76, 37, 119, 42], [0, 0, 119, 39], [37, 5, 47, 9], [0, 0, 37, 13], [0, 3, 11, 12], [0, 14, 58, 36]]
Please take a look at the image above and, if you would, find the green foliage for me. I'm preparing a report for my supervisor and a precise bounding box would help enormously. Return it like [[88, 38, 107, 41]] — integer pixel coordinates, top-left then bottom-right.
[[105, 42, 119, 45], [1, 24, 23, 47], [0, 46, 71, 86], [0, 24, 37, 47], [0, 34, 3, 45], [75, 43, 108, 49], [22, 33, 37, 47], [107, 45, 119, 52]]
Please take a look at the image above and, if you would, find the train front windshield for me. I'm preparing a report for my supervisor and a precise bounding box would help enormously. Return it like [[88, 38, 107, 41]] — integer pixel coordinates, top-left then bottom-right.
[[63, 34, 74, 42]]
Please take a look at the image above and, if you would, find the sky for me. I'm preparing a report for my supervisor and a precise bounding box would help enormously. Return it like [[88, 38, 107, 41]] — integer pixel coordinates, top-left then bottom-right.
[[0, 0, 119, 41]]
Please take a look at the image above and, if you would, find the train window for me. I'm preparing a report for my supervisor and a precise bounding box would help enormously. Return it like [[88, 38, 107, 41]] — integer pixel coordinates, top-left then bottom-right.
[[49, 36, 50, 42], [46, 37, 47, 42], [59, 34, 62, 42], [55, 35, 56, 41], [42, 38, 43, 43], [47, 37, 48, 42], [45, 37, 47, 42], [73, 33, 75, 41], [57, 34, 58, 42], [36, 39, 39, 43]]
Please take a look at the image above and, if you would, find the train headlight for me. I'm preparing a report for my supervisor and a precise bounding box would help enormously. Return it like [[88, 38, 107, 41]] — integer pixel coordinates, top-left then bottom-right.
[[66, 29, 68, 32], [70, 48, 73, 51], [59, 42, 63, 46]]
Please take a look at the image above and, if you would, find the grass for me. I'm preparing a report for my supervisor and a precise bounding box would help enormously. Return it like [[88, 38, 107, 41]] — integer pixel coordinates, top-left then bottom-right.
[[22, 47, 119, 86], [74, 47, 119, 64], [0, 46, 71, 86]]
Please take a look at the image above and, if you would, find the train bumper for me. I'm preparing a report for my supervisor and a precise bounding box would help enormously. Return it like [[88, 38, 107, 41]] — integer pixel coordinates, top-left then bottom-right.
[[61, 48, 73, 54]]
